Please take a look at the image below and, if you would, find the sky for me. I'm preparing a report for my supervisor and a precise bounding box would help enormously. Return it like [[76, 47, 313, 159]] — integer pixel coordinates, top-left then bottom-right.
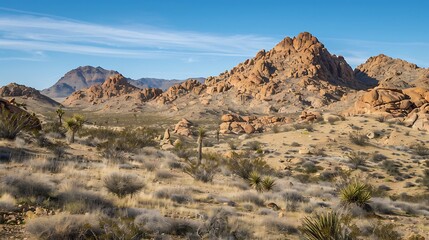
[[0, 0, 428, 90]]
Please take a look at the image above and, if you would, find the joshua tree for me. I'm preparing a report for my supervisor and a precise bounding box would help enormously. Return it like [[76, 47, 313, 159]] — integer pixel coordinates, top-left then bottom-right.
[[55, 107, 65, 125], [197, 127, 206, 165], [64, 114, 85, 143]]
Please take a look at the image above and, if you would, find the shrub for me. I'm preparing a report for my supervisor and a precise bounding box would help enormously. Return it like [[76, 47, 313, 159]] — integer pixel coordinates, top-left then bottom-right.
[[57, 189, 114, 214], [1, 175, 53, 200], [134, 209, 172, 234], [183, 157, 219, 182], [25, 213, 100, 240], [381, 160, 401, 176], [99, 217, 144, 239], [0, 105, 40, 139], [370, 152, 388, 163], [348, 131, 368, 146], [246, 141, 263, 151], [234, 191, 264, 206], [346, 151, 367, 169], [199, 208, 252, 239], [263, 218, 298, 234], [293, 123, 314, 132], [227, 153, 272, 180], [372, 222, 402, 240], [103, 173, 144, 198], [412, 143, 429, 156], [340, 181, 372, 208], [300, 211, 350, 240]]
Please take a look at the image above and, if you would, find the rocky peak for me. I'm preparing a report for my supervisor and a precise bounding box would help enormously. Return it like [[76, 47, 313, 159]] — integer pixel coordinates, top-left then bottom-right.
[[355, 54, 429, 89]]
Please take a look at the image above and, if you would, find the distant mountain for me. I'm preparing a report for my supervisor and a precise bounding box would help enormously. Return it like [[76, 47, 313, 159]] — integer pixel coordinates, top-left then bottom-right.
[[42, 65, 205, 98], [129, 77, 205, 91], [62, 74, 162, 110], [42, 66, 119, 98], [355, 54, 429, 89]]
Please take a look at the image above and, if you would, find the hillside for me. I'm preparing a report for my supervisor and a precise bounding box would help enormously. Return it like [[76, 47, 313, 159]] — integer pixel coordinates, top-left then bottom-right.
[[355, 54, 429, 89]]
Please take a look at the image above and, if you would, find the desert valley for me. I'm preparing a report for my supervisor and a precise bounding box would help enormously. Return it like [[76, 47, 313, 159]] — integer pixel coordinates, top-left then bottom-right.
[[1, 31, 429, 240]]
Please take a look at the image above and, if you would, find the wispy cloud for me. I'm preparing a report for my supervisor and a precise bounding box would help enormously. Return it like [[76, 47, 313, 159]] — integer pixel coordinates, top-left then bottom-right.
[[0, 9, 276, 60]]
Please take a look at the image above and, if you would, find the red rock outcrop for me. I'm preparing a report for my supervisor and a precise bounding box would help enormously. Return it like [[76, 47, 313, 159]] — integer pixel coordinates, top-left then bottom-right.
[[157, 79, 206, 104]]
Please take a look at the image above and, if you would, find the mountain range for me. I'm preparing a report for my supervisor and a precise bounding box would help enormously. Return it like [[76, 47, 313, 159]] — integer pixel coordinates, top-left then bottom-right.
[[41, 66, 205, 98]]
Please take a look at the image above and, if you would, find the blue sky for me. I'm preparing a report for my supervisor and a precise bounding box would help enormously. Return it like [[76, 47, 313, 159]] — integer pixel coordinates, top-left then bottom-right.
[[0, 0, 428, 90]]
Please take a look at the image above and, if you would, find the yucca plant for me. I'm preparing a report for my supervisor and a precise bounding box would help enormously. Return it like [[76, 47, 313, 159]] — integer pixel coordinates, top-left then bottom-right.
[[55, 107, 65, 125], [249, 171, 263, 192], [301, 211, 350, 240], [0, 105, 40, 139], [261, 176, 276, 191], [248, 171, 275, 192], [340, 181, 371, 207]]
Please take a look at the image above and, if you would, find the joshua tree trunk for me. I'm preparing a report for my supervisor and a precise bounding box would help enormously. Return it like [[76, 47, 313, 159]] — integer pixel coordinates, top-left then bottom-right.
[[59, 115, 62, 125], [197, 134, 203, 165], [70, 130, 75, 143]]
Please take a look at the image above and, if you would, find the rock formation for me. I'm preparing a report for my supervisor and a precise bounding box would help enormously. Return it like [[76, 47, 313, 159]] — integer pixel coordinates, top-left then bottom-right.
[[355, 54, 429, 89], [350, 87, 429, 131], [155, 32, 370, 115], [0, 83, 60, 111], [173, 118, 193, 136], [219, 113, 293, 134], [63, 74, 162, 107]]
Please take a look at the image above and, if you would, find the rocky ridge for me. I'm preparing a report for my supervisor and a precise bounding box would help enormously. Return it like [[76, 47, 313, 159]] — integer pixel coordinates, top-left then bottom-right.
[[355, 54, 429, 89], [63, 74, 162, 109]]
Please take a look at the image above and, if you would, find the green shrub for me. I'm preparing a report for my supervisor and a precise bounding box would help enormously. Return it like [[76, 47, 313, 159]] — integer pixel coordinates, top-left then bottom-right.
[[183, 157, 219, 183], [227, 153, 272, 180], [300, 211, 350, 240], [340, 181, 371, 207]]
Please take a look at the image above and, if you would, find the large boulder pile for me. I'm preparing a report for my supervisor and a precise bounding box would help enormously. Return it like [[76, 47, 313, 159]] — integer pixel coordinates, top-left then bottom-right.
[[219, 114, 291, 134], [350, 87, 429, 130]]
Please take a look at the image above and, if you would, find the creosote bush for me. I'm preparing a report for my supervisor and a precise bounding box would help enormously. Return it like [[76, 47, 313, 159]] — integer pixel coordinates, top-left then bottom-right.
[[103, 173, 144, 198]]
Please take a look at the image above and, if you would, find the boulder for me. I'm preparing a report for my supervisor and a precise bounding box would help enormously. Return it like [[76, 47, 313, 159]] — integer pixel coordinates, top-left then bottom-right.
[[173, 118, 193, 136]]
